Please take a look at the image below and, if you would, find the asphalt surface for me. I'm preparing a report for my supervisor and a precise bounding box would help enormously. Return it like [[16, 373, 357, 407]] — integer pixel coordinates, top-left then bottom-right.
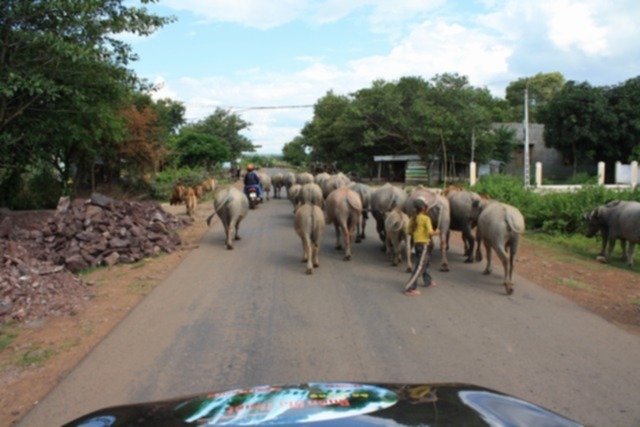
[[20, 191, 640, 427]]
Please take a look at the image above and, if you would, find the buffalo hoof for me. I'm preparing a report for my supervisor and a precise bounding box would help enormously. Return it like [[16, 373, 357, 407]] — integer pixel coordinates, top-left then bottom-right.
[[305, 269, 313, 275], [464, 257, 473, 263], [440, 264, 450, 272], [335, 245, 343, 250], [406, 267, 412, 273], [482, 269, 491, 275], [356, 238, 362, 244], [504, 282, 514, 295], [235, 236, 242, 240], [226, 245, 234, 250], [313, 263, 319, 268], [343, 255, 351, 261]]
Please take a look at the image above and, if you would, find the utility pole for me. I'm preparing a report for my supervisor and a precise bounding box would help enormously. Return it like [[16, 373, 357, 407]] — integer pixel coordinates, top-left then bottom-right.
[[523, 87, 531, 189], [471, 127, 475, 164]]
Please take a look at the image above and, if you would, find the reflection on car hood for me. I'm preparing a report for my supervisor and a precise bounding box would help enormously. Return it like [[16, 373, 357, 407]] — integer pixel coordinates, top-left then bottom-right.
[[64, 382, 583, 426]]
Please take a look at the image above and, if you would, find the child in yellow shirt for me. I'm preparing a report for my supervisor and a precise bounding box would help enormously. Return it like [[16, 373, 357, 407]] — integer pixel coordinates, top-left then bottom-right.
[[404, 198, 440, 296]]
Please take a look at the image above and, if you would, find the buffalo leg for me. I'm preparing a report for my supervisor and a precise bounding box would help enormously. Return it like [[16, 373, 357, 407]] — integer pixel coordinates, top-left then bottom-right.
[[482, 239, 492, 275]]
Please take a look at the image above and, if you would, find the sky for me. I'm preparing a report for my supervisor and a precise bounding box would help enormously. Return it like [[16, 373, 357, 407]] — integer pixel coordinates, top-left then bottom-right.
[[124, 0, 640, 155]]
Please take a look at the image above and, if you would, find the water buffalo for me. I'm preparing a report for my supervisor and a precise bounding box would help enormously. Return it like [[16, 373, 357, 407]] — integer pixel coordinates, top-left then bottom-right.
[[297, 183, 324, 208], [314, 172, 331, 188], [287, 184, 302, 210], [296, 172, 314, 185], [322, 172, 350, 199], [207, 187, 248, 250], [470, 199, 525, 295], [370, 183, 408, 243], [384, 207, 412, 272], [348, 182, 372, 242], [584, 200, 640, 267], [446, 189, 482, 263], [271, 173, 284, 199], [259, 174, 272, 201], [294, 203, 326, 274], [404, 186, 451, 272], [283, 172, 297, 193], [325, 187, 362, 261]]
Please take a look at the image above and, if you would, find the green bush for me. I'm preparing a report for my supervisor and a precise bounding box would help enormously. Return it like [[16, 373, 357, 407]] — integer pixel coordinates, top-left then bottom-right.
[[11, 167, 63, 210], [472, 175, 640, 235], [150, 168, 211, 201]]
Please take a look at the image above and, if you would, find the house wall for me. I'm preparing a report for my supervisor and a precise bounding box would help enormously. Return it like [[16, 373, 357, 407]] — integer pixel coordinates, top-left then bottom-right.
[[496, 123, 587, 181]]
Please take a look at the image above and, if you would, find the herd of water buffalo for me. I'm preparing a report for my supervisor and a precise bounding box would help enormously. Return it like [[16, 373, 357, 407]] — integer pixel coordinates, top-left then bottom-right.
[[173, 170, 639, 296]]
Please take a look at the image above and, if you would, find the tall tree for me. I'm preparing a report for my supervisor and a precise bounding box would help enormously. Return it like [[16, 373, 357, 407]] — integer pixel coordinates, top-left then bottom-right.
[[0, 0, 174, 201], [540, 81, 616, 176], [282, 136, 310, 166], [186, 108, 253, 161], [504, 72, 566, 122], [170, 132, 230, 170], [606, 76, 640, 162]]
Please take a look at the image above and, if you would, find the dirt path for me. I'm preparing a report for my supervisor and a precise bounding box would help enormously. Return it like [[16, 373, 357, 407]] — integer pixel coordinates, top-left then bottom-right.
[[1, 201, 639, 426]]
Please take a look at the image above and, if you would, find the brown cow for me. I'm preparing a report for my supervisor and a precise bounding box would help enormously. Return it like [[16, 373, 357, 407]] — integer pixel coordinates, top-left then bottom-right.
[[169, 183, 197, 220]]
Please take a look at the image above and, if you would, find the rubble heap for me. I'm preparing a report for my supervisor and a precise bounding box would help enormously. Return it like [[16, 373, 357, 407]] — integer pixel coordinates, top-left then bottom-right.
[[0, 194, 188, 323]]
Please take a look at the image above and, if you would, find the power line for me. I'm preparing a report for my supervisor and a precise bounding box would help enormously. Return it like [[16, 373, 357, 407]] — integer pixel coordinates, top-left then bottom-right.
[[229, 104, 314, 113]]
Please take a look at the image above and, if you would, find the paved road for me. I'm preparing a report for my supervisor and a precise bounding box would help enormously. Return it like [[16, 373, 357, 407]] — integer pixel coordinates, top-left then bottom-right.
[[21, 193, 640, 426]]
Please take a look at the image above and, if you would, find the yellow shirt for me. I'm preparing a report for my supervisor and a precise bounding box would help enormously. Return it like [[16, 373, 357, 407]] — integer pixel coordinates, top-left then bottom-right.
[[408, 213, 435, 244]]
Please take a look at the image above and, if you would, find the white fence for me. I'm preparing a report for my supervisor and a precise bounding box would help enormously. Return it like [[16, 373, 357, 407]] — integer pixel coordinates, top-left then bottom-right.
[[469, 161, 638, 192]]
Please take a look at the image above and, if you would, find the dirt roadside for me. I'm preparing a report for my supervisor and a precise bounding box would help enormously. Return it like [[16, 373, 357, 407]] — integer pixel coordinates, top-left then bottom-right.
[[1, 202, 639, 426]]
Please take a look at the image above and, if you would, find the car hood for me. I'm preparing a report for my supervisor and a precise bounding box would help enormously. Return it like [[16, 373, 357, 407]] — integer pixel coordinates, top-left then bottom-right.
[[64, 382, 583, 426]]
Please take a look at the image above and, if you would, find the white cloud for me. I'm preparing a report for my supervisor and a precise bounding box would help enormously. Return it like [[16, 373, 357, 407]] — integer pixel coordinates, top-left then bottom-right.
[[162, 0, 309, 29], [149, 76, 178, 100], [478, 0, 639, 57], [348, 20, 512, 93], [149, 0, 640, 154]]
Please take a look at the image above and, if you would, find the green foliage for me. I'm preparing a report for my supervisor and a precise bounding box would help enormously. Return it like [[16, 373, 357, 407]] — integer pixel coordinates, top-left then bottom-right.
[[282, 136, 310, 166], [169, 132, 230, 170], [150, 167, 211, 200], [540, 81, 616, 175], [473, 175, 640, 234], [301, 74, 511, 171], [0, 0, 175, 207], [0, 326, 18, 351], [505, 72, 566, 122], [184, 108, 253, 161]]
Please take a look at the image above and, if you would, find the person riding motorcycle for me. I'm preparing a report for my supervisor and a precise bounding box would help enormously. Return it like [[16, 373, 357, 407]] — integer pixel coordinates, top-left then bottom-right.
[[243, 164, 263, 201]]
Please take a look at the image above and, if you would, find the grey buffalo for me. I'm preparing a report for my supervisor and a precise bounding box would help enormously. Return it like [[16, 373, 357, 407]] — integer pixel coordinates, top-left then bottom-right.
[[259, 173, 272, 201], [348, 182, 372, 242], [271, 173, 284, 199], [446, 189, 483, 263], [296, 172, 315, 185], [584, 200, 640, 267], [207, 186, 249, 250], [384, 207, 412, 272], [325, 187, 363, 261], [471, 199, 525, 295], [370, 183, 408, 243], [283, 172, 297, 193], [294, 203, 326, 274], [297, 182, 324, 208], [322, 172, 350, 199], [314, 172, 331, 188]]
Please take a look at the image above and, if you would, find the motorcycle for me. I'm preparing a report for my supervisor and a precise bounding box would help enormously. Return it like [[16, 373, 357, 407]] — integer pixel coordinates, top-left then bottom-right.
[[246, 185, 261, 209]]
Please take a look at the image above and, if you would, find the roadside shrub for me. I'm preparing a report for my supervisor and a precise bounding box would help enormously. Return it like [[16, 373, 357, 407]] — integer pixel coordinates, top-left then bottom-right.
[[472, 175, 640, 235], [150, 168, 211, 201]]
